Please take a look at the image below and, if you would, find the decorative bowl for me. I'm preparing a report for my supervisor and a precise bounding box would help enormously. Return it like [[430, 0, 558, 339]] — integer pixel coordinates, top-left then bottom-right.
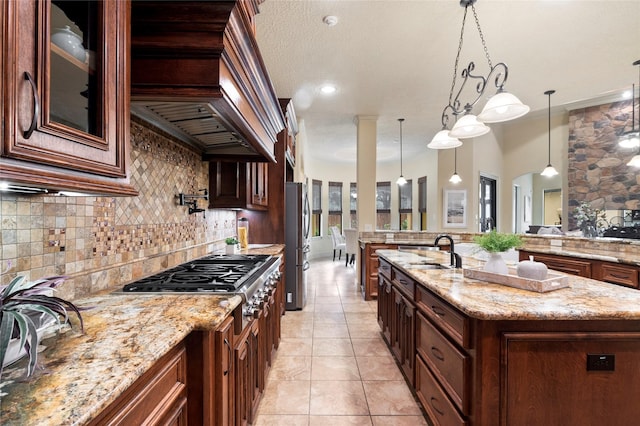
[[51, 25, 87, 62]]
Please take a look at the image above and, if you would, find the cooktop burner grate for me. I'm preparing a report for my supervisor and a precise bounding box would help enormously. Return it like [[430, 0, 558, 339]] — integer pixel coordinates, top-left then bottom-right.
[[121, 253, 272, 293]]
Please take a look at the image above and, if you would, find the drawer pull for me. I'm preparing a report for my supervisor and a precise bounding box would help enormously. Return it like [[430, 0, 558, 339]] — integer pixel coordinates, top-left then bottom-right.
[[431, 346, 445, 361], [431, 305, 446, 317], [609, 272, 631, 279], [398, 278, 408, 285], [430, 396, 445, 416]]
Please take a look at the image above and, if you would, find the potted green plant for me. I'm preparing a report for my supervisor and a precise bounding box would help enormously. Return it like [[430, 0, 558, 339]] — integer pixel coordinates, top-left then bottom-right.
[[1, 275, 84, 378], [474, 230, 523, 275], [225, 237, 240, 254]]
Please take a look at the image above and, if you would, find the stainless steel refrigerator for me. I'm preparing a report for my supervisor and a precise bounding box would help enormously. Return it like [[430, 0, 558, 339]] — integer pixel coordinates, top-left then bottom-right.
[[285, 182, 310, 310]]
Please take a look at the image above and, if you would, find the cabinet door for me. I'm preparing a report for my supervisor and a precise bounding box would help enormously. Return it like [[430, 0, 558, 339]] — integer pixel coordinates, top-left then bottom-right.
[[502, 332, 640, 425], [215, 316, 235, 426], [377, 274, 393, 344], [2, 0, 133, 194], [234, 328, 250, 426]]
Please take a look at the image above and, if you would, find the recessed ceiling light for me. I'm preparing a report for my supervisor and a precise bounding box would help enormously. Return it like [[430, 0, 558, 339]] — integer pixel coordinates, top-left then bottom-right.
[[322, 15, 338, 26], [320, 84, 337, 95]]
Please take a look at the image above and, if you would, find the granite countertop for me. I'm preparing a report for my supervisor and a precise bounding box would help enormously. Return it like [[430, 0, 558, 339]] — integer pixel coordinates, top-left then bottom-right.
[[0, 292, 241, 425], [520, 245, 640, 267], [0, 246, 285, 425], [377, 249, 640, 322]]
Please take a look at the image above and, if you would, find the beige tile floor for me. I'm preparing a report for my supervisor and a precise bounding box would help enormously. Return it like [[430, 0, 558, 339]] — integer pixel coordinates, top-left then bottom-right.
[[254, 257, 429, 426]]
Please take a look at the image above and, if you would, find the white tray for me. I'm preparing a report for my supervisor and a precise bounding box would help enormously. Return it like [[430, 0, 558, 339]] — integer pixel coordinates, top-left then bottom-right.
[[463, 267, 569, 293]]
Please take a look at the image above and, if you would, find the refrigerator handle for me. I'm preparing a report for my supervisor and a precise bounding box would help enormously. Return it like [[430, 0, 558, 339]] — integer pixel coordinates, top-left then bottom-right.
[[303, 260, 310, 271]]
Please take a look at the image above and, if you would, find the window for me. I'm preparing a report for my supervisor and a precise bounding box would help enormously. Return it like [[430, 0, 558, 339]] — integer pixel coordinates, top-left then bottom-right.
[[350, 182, 357, 229], [376, 181, 391, 230], [418, 176, 427, 230], [399, 179, 412, 230], [479, 175, 497, 232], [328, 181, 343, 232], [311, 179, 322, 237]]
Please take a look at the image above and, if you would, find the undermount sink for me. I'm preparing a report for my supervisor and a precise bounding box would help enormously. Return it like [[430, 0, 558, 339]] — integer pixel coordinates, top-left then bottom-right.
[[406, 263, 451, 270]]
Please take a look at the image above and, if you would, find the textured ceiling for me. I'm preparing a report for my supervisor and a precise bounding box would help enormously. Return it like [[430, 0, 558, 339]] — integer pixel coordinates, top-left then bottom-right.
[[254, 0, 640, 164]]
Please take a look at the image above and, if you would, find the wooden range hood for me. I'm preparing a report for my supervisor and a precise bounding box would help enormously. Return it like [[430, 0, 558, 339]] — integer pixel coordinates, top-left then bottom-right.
[[130, 0, 284, 162]]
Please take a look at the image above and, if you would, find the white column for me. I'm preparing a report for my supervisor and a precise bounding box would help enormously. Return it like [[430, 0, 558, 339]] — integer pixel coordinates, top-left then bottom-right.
[[355, 116, 377, 233]]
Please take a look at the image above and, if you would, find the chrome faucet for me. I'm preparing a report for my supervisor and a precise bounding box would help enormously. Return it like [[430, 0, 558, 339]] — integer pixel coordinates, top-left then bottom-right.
[[434, 234, 462, 268]]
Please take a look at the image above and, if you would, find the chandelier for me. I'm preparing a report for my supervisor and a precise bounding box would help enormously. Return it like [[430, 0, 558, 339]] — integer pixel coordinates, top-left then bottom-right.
[[429, 0, 529, 149]]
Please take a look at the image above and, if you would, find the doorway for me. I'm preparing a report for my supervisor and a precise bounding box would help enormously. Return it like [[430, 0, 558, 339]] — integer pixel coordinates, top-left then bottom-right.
[[479, 175, 497, 232]]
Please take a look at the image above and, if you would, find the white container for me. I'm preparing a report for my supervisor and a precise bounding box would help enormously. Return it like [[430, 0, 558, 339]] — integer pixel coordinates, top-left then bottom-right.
[[516, 256, 548, 281], [51, 25, 87, 62]]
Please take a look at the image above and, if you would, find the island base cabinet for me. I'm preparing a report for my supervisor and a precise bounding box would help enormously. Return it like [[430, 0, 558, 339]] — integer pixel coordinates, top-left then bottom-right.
[[502, 332, 640, 426], [416, 355, 468, 426]]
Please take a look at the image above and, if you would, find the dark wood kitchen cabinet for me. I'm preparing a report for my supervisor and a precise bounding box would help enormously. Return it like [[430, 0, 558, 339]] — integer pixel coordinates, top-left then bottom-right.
[[187, 316, 236, 426], [88, 341, 188, 426], [1, 0, 136, 196], [209, 161, 247, 209], [520, 250, 640, 289], [234, 319, 263, 426], [208, 161, 268, 211], [378, 258, 416, 385], [519, 250, 591, 277], [361, 242, 398, 300], [377, 267, 393, 343]]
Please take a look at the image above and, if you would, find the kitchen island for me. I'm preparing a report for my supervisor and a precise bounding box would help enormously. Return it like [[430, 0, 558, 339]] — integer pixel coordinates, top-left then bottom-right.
[[377, 249, 640, 426]]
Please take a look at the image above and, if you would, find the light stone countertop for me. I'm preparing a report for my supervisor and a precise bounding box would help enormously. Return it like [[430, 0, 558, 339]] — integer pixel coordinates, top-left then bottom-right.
[[0, 292, 242, 425], [377, 249, 640, 321], [520, 245, 640, 266]]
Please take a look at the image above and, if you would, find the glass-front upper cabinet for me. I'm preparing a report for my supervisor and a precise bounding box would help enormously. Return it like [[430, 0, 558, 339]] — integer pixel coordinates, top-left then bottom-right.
[[2, 0, 135, 195]]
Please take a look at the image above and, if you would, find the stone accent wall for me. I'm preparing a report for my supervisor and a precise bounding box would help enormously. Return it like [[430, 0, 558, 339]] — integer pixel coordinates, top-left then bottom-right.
[[0, 119, 236, 300], [568, 99, 640, 219]]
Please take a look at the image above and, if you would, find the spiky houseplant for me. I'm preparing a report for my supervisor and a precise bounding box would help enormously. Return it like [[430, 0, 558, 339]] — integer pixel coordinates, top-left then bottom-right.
[[0, 275, 84, 378]]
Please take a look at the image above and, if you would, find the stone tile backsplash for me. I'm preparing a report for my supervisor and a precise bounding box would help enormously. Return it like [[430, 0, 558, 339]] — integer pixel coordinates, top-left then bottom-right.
[[568, 99, 640, 219], [0, 118, 236, 300]]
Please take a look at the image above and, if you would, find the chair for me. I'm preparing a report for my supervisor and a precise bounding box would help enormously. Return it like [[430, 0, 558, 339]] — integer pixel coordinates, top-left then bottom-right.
[[330, 226, 346, 261], [343, 229, 358, 267]]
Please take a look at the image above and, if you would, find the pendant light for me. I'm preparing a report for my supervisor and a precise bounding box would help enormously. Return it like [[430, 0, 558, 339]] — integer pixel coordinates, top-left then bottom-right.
[[540, 90, 559, 177], [431, 0, 529, 144], [396, 118, 407, 185], [449, 148, 462, 184], [619, 59, 640, 150]]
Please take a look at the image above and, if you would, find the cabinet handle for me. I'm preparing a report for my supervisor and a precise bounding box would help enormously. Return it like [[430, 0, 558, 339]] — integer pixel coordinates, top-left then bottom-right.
[[431, 346, 445, 361], [23, 71, 39, 139], [223, 338, 232, 376], [609, 272, 630, 279], [431, 305, 446, 317], [430, 397, 445, 416], [398, 278, 408, 285]]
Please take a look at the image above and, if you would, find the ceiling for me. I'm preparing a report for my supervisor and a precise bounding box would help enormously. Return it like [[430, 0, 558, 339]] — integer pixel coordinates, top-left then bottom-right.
[[254, 0, 640, 165]]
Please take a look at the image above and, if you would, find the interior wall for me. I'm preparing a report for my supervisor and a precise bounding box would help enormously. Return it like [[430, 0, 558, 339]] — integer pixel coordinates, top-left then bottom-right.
[[501, 110, 568, 232]]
